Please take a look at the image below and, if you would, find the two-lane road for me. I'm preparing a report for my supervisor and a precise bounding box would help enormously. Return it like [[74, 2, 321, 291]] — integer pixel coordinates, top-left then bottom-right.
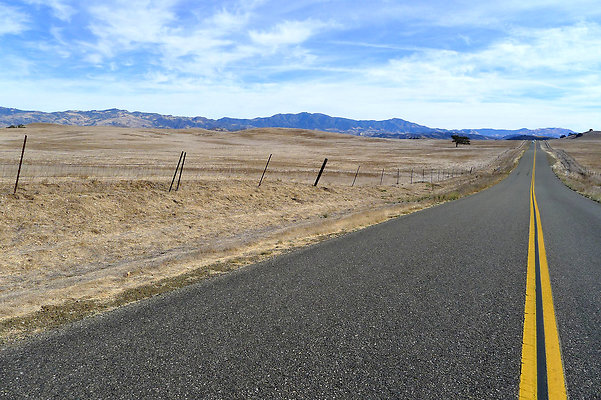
[[1, 143, 599, 398]]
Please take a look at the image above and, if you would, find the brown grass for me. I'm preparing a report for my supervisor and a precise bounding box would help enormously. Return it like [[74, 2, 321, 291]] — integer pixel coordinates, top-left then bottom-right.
[[543, 140, 601, 202], [0, 124, 524, 343], [2, 124, 518, 185]]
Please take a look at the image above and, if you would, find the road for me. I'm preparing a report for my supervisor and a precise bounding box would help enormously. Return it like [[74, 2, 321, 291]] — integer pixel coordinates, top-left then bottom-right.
[[1, 143, 599, 399]]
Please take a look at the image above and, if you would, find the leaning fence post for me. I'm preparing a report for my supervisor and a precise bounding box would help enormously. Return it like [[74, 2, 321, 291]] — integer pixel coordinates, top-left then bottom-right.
[[169, 151, 184, 192], [175, 152, 186, 191], [351, 165, 360, 187], [258, 153, 272, 187], [14, 135, 27, 194], [380, 168, 384, 185], [314, 158, 328, 186]]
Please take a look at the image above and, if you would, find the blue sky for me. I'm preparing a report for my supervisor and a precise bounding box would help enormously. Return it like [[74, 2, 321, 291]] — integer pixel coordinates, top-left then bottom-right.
[[1, 0, 600, 130]]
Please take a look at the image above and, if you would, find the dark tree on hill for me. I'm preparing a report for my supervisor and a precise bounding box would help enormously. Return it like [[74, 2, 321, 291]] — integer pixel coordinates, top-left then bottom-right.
[[451, 135, 470, 147]]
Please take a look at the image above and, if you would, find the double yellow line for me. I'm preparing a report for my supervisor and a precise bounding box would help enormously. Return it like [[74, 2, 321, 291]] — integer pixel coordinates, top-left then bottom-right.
[[519, 145, 567, 399]]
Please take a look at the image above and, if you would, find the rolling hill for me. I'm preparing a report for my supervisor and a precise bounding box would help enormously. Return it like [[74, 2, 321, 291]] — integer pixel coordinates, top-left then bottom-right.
[[0, 107, 573, 140]]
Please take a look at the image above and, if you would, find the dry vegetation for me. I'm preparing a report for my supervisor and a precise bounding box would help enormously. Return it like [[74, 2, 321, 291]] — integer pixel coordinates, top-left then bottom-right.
[[544, 138, 601, 202], [0, 124, 524, 342]]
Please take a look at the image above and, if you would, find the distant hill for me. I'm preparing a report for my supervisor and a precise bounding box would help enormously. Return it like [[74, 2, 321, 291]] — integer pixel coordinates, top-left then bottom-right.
[[0, 107, 574, 140], [564, 129, 601, 140], [504, 134, 553, 141]]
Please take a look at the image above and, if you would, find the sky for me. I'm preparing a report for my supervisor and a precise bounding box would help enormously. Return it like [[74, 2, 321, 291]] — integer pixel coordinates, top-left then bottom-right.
[[0, 0, 600, 131]]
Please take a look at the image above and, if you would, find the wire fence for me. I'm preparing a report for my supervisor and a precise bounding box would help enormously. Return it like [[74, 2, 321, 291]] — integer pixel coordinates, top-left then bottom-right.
[[544, 142, 601, 184], [0, 138, 527, 189]]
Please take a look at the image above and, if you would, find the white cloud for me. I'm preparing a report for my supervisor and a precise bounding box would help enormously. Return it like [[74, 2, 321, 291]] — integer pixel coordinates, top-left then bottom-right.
[[0, 3, 29, 35], [79, 1, 335, 81], [3, 76, 593, 131], [2, 1, 599, 131], [86, 0, 178, 57], [249, 19, 329, 47], [83, 1, 249, 67], [474, 23, 601, 73], [24, 0, 75, 21], [361, 22, 601, 106]]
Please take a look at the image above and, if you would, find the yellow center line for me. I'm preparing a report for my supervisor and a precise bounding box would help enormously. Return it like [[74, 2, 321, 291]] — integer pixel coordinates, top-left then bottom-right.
[[519, 144, 567, 400], [519, 147, 538, 399], [533, 186, 567, 399]]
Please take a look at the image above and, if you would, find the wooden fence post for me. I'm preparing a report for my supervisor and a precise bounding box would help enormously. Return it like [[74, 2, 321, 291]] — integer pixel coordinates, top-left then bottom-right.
[[169, 151, 184, 192], [380, 168, 384, 185], [314, 158, 328, 187], [258, 154, 272, 187], [14, 135, 27, 194], [175, 152, 186, 191], [351, 165, 360, 187]]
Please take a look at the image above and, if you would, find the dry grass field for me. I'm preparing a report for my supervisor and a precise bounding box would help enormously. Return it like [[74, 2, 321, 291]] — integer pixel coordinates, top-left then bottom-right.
[[0, 124, 524, 341], [544, 136, 601, 202], [2, 124, 516, 185]]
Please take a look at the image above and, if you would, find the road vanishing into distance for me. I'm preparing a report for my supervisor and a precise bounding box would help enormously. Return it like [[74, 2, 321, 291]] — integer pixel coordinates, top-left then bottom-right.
[[1, 143, 600, 399]]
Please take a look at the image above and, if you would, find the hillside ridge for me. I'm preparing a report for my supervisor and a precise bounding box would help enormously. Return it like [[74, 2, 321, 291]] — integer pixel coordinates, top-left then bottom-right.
[[0, 107, 573, 139]]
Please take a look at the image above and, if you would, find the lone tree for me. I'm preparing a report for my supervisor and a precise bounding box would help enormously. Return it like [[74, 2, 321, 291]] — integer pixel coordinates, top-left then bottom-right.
[[451, 134, 470, 147]]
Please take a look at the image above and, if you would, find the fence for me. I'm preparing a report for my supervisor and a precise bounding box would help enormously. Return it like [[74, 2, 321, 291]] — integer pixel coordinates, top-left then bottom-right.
[[543, 141, 601, 183], [0, 137, 526, 190]]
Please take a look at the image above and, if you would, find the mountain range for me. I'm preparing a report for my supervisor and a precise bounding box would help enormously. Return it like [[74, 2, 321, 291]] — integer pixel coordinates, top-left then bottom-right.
[[0, 107, 573, 140]]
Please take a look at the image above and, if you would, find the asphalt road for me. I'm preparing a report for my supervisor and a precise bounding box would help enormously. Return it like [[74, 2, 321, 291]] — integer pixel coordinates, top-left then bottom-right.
[[1, 143, 599, 399]]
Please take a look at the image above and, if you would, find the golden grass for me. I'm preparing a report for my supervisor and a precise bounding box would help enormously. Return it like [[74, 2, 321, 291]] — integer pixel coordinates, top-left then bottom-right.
[[543, 140, 601, 202], [0, 124, 524, 342], [2, 124, 518, 185], [549, 139, 601, 172]]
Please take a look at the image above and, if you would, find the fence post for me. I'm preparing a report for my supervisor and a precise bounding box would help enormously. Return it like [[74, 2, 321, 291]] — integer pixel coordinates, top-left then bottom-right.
[[351, 165, 360, 187], [314, 158, 328, 187], [14, 135, 27, 194], [169, 151, 184, 192], [258, 153, 272, 187], [380, 168, 384, 185], [431, 169, 434, 191], [396, 168, 400, 185], [410, 168, 413, 184], [175, 152, 186, 191]]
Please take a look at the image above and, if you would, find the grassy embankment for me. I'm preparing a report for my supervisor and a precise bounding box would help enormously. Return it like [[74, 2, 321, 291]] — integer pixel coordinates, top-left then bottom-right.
[[543, 140, 601, 203]]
